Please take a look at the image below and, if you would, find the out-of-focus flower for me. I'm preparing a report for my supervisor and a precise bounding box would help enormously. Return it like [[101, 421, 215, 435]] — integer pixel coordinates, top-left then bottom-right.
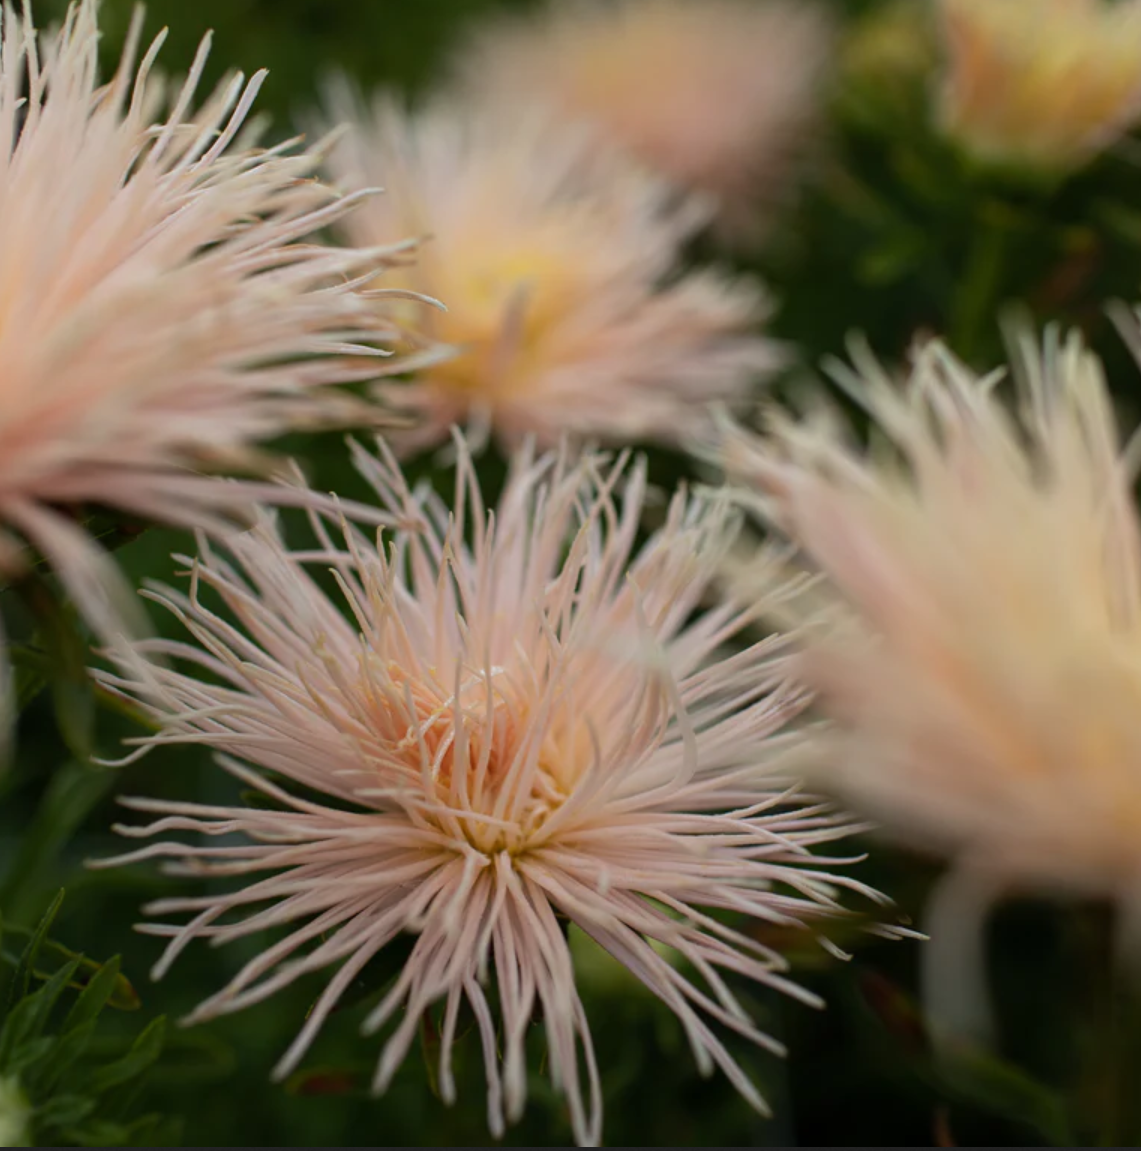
[[0, 1076, 30, 1148], [98, 435, 880, 1146], [718, 327, 1141, 899], [717, 329, 1141, 1037], [449, 0, 835, 239], [0, 0, 409, 639], [320, 92, 779, 455], [936, 0, 1141, 171]]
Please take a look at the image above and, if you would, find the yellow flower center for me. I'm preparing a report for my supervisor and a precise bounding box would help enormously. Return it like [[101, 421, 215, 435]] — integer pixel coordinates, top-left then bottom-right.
[[366, 659, 594, 856], [391, 221, 597, 402]]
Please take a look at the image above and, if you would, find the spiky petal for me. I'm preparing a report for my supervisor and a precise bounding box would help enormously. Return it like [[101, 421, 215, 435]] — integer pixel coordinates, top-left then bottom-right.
[[320, 90, 780, 454], [720, 329, 1141, 897], [97, 435, 879, 1146], [0, 0, 409, 637]]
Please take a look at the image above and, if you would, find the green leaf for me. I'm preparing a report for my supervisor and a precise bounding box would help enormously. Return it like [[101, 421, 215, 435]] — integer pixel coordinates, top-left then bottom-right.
[[0, 956, 82, 1059], [938, 1045, 1076, 1147], [8, 891, 64, 1010], [12, 576, 96, 762], [80, 1017, 165, 1095], [12, 659, 48, 714], [62, 956, 124, 1035], [30, 1019, 96, 1096], [7, 1035, 55, 1075], [34, 1092, 96, 1129]]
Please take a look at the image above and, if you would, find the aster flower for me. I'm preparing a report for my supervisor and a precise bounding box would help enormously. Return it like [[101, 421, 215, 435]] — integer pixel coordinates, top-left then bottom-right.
[[320, 90, 780, 454], [448, 0, 835, 240], [0, 0, 411, 639], [716, 329, 1141, 1040], [936, 0, 1141, 172], [96, 436, 881, 1146]]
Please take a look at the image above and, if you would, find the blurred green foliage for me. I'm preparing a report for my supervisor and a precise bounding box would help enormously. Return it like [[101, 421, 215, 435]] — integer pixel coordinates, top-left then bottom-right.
[[8, 0, 1141, 1145]]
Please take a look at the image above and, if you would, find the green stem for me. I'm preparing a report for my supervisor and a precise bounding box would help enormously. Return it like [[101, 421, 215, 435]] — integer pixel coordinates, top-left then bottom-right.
[[949, 207, 1015, 365]]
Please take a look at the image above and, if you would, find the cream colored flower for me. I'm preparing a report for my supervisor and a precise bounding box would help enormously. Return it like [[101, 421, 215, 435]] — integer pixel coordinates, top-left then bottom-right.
[[450, 0, 835, 238], [98, 435, 881, 1146], [321, 91, 778, 454], [0, 1, 408, 640], [722, 330, 1141, 898], [937, 0, 1141, 170], [717, 328, 1141, 1039]]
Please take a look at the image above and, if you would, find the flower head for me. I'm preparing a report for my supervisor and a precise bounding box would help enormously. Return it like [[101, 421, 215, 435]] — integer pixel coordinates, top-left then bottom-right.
[[321, 91, 779, 454], [98, 436, 876, 1145], [450, 0, 835, 238], [0, 1, 407, 637], [936, 0, 1141, 171], [719, 329, 1141, 901]]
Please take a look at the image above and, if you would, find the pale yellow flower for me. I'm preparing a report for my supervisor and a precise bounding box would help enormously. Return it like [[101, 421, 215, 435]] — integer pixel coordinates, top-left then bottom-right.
[[718, 328, 1141, 1039], [321, 92, 778, 453], [722, 330, 1141, 898], [937, 0, 1141, 170], [449, 0, 835, 239]]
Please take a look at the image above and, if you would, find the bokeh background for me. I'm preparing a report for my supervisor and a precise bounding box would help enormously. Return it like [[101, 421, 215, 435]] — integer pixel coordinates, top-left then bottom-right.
[[6, 0, 1141, 1145]]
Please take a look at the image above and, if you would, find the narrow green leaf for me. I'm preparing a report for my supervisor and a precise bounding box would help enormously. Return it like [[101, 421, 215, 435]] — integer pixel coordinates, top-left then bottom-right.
[[80, 1017, 165, 1095], [9, 890, 65, 1009], [34, 1092, 96, 1129], [62, 956, 123, 1035], [0, 944, 137, 1012], [0, 957, 81, 1067], [29, 1018, 96, 1096], [7, 1035, 54, 1075]]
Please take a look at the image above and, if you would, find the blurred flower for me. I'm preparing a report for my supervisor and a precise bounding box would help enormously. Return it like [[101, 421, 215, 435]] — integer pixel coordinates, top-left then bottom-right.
[[717, 329, 1141, 1037], [0, 1076, 30, 1148], [450, 0, 835, 239], [321, 92, 778, 455], [0, 0, 408, 639], [937, 0, 1141, 171], [99, 436, 879, 1146], [721, 330, 1141, 897]]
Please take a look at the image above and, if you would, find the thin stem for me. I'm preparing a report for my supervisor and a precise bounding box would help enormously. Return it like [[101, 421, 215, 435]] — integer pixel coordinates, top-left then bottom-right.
[[921, 861, 1009, 1055]]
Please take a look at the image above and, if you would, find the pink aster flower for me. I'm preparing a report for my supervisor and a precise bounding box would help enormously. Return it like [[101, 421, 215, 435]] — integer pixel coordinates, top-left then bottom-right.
[[0, 0, 409, 639], [717, 329, 1141, 1040], [97, 436, 882, 1146], [449, 0, 836, 239], [320, 90, 780, 454]]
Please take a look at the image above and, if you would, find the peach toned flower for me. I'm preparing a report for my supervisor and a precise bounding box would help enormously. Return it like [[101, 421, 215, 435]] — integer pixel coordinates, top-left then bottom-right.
[[98, 436, 880, 1146], [321, 91, 779, 454], [717, 329, 1141, 1038], [450, 0, 835, 238], [936, 0, 1141, 171], [0, 1, 408, 639], [722, 331, 1141, 896]]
